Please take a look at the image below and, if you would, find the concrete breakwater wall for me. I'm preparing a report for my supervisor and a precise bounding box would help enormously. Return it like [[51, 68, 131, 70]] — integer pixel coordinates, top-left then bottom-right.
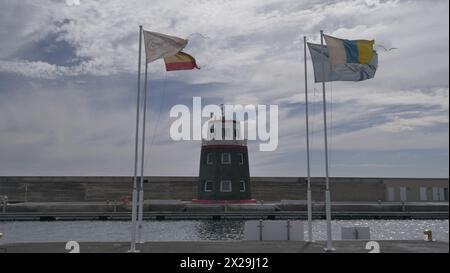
[[0, 176, 448, 203], [3, 201, 448, 214]]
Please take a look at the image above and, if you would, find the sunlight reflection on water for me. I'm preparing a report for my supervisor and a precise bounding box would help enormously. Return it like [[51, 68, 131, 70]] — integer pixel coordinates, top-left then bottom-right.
[[0, 219, 447, 244]]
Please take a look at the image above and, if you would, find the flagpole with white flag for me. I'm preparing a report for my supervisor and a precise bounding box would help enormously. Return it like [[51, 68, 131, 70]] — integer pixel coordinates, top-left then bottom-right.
[[129, 25, 143, 253], [320, 30, 334, 252], [137, 62, 149, 244], [129, 29, 191, 249], [304, 36, 313, 242], [306, 32, 377, 251]]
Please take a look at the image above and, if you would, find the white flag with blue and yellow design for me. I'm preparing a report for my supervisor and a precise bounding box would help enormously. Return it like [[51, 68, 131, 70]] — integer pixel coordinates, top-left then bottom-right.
[[307, 43, 378, 82], [324, 34, 375, 65]]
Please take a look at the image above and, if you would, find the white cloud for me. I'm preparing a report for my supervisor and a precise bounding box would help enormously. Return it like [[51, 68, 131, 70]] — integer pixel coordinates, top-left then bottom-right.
[[0, 0, 448, 176]]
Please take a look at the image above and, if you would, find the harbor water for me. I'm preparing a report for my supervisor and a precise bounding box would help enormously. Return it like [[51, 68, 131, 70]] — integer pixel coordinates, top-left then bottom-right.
[[0, 220, 448, 244]]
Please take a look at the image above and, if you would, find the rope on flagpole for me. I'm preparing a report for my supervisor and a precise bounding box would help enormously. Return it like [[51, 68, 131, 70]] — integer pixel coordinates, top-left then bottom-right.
[[309, 86, 318, 170], [326, 50, 334, 176], [329, 81, 333, 171], [186, 33, 210, 40], [145, 72, 168, 173], [374, 44, 398, 52]]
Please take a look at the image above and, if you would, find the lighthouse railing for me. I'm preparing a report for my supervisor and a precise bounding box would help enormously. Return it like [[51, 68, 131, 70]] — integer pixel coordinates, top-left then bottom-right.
[[201, 139, 247, 146]]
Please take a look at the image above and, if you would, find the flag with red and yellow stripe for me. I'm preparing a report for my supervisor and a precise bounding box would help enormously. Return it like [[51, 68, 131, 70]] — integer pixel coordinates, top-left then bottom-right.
[[163, 51, 199, 71]]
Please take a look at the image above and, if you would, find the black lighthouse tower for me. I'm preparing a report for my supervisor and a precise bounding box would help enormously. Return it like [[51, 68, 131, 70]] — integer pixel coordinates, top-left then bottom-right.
[[194, 106, 254, 203]]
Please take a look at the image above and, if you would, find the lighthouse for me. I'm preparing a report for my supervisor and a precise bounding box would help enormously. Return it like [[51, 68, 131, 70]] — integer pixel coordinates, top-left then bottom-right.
[[194, 105, 254, 203]]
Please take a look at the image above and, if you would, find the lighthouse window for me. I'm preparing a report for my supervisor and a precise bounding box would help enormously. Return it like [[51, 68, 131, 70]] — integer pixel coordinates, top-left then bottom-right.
[[220, 180, 232, 192], [204, 180, 213, 192], [239, 180, 246, 192], [221, 153, 231, 164], [206, 153, 214, 165], [238, 153, 244, 165]]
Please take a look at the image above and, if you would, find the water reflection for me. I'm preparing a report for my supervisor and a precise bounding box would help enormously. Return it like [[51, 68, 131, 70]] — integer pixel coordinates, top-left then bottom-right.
[[194, 220, 244, 240], [0, 219, 447, 244]]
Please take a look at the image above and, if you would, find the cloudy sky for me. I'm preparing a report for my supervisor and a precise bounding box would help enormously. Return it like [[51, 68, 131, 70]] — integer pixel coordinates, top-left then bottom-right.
[[0, 0, 448, 178]]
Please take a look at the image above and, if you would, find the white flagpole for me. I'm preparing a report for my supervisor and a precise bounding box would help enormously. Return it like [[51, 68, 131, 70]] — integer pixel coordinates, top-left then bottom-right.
[[137, 62, 149, 244], [304, 36, 313, 242], [320, 30, 333, 252], [129, 25, 143, 253]]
